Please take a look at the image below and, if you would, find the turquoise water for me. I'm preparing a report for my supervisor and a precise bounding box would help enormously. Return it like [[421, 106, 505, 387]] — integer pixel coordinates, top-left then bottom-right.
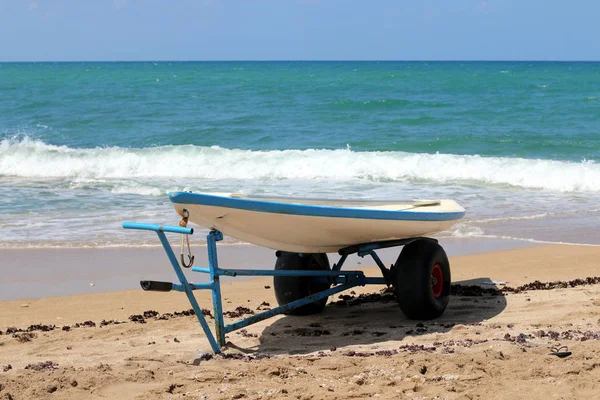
[[1, 61, 599, 247]]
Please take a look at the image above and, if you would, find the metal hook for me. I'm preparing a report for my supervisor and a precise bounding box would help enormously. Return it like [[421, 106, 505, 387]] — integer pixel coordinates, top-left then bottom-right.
[[180, 233, 195, 268], [179, 209, 194, 268]]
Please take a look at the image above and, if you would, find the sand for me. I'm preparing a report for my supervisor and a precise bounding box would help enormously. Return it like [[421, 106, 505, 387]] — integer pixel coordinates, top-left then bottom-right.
[[1, 244, 600, 399]]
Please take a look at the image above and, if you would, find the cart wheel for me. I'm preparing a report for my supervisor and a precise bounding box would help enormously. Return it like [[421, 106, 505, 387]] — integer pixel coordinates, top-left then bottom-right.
[[393, 240, 450, 320], [273, 252, 331, 316]]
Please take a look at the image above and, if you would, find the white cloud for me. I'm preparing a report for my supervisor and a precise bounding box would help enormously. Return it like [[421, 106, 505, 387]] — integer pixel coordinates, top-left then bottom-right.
[[29, 1, 38, 10]]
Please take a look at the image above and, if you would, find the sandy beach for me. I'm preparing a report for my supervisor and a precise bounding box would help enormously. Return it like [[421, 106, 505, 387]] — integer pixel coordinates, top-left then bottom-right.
[[1, 244, 600, 399]]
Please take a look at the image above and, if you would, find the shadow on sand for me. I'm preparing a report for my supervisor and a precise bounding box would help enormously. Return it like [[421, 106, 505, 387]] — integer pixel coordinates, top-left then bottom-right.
[[247, 277, 507, 355]]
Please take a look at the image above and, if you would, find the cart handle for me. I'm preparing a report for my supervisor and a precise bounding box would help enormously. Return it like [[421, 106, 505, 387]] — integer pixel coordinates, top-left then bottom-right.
[[122, 222, 193, 235]]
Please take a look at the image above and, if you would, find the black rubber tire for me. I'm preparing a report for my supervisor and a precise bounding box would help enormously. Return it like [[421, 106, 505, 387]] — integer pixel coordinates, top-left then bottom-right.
[[273, 252, 331, 316], [393, 240, 451, 320]]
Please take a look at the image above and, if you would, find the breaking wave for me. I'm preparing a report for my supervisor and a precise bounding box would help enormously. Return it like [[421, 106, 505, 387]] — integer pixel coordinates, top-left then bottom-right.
[[2, 136, 599, 192]]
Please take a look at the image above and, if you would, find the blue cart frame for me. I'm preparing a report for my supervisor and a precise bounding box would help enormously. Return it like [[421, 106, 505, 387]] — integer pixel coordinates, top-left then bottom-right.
[[123, 221, 436, 354]]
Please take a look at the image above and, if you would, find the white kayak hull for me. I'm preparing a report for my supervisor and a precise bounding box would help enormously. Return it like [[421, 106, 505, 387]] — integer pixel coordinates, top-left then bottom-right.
[[169, 192, 465, 253]]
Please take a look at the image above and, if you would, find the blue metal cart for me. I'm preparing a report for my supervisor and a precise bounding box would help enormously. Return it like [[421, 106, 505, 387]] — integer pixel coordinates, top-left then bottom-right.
[[123, 220, 451, 354]]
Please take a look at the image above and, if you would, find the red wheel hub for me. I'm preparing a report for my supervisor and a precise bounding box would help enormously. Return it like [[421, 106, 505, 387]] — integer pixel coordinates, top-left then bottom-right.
[[431, 264, 444, 297]]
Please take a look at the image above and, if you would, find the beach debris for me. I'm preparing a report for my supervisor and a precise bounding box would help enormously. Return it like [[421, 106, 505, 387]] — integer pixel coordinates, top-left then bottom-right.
[[451, 277, 600, 297], [341, 349, 397, 358], [375, 349, 398, 356], [433, 339, 489, 348], [157, 308, 211, 320], [256, 301, 271, 310], [99, 319, 123, 327], [414, 323, 428, 334], [96, 363, 112, 372], [504, 277, 600, 293], [236, 329, 258, 338], [351, 373, 367, 385], [13, 332, 37, 343], [89, 282, 95, 286], [420, 365, 428, 374], [451, 284, 503, 297], [215, 352, 271, 361], [516, 333, 529, 343], [20, 303, 29, 308], [264, 285, 271, 289], [268, 367, 289, 377], [533, 329, 600, 341], [298, 328, 330, 337], [549, 346, 572, 358], [26, 324, 56, 332], [192, 353, 214, 365], [343, 350, 373, 357], [45, 385, 58, 393], [143, 310, 159, 319], [224, 306, 254, 318], [2, 364, 12, 372], [73, 320, 96, 328], [342, 329, 364, 336], [166, 383, 183, 394], [399, 344, 437, 353], [333, 288, 396, 307], [129, 315, 146, 324], [24, 361, 59, 371]]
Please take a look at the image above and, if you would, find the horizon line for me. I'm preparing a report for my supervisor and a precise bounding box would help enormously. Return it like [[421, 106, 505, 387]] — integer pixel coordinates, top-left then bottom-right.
[[2, 59, 600, 63]]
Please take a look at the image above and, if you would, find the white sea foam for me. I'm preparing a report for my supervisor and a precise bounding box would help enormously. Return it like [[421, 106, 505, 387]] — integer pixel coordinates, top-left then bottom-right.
[[2, 136, 600, 192], [456, 234, 600, 247], [475, 213, 549, 224], [110, 185, 163, 196], [442, 222, 485, 238]]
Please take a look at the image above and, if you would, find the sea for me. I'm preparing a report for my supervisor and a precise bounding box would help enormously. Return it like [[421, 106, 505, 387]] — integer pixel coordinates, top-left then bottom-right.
[[1, 61, 599, 249]]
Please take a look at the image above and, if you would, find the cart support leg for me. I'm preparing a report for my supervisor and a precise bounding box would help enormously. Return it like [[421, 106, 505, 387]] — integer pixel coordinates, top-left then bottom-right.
[[156, 230, 221, 354], [207, 230, 226, 347], [360, 250, 392, 285], [332, 254, 348, 271]]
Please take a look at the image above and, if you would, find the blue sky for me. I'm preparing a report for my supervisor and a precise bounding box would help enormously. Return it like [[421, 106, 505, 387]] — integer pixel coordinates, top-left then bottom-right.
[[0, 0, 598, 61]]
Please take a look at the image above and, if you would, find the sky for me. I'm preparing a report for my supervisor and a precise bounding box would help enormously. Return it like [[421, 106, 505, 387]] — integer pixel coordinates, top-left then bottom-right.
[[0, 0, 599, 62]]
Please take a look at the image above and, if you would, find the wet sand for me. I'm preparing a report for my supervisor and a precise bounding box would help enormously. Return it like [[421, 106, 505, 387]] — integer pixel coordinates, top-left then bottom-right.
[[1, 244, 600, 399], [0, 237, 532, 301]]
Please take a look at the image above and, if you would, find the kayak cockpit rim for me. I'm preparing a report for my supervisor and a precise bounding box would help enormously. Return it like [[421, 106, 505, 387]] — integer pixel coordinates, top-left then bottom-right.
[[168, 191, 465, 222]]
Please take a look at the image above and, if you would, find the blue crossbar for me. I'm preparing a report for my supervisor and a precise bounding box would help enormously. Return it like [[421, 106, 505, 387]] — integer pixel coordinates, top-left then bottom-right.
[[191, 267, 365, 278]]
